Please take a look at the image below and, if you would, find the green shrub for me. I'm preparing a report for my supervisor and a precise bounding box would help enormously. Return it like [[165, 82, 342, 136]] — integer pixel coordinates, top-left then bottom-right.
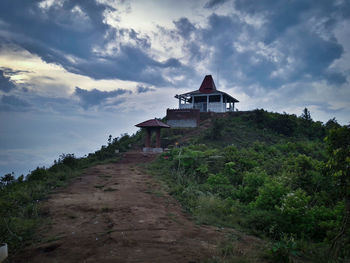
[[207, 173, 230, 185], [26, 167, 48, 181], [234, 169, 267, 203], [277, 189, 313, 236], [268, 234, 299, 263], [251, 180, 287, 210]]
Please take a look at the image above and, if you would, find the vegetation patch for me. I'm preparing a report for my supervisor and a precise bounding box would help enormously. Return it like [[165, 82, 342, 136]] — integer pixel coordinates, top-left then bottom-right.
[[149, 110, 349, 262]]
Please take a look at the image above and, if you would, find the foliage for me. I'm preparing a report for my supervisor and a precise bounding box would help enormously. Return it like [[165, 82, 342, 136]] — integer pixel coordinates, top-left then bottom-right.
[[268, 234, 299, 263], [148, 112, 349, 261], [325, 125, 350, 261]]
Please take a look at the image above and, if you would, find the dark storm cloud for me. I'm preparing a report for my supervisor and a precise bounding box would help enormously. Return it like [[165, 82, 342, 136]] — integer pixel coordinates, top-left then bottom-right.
[[276, 29, 345, 85], [127, 29, 151, 49], [172, 1, 348, 95], [232, 0, 349, 82], [325, 72, 348, 86], [0, 67, 31, 77], [174, 18, 196, 38], [0, 70, 17, 92], [233, 0, 350, 36], [0, 95, 31, 111], [74, 87, 130, 109], [204, 0, 229, 9], [195, 14, 260, 87], [0, 0, 182, 86], [136, 85, 154, 94]]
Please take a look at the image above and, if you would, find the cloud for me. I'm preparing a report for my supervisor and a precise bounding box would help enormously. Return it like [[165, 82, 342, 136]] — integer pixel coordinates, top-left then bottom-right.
[[0, 69, 17, 92], [168, 3, 348, 95], [174, 18, 196, 38], [74, 87, 130, 109], [0, 95, 30, 111], [204, 0, 229, 9], [136, 85, 155, 94], [0, 0, 186, 87]]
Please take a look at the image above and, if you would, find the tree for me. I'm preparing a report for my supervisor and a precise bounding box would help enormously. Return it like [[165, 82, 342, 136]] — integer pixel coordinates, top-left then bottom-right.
[[108, 135, 112, 145], [325, 125, 350, 260], [0, 173, 15, 187], [325, 118, 341, 131], [301, 108, 312, 122]]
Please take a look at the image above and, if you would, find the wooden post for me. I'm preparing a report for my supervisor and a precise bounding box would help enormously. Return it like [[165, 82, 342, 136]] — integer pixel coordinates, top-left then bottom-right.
[[206, 95, 209, 112], [156, 128, 161, 148], [145, 128, 151, 148], [220, 94, 223, 112]]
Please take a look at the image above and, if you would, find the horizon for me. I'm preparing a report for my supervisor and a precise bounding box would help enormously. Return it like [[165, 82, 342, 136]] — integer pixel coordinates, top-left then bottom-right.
[[1, 0, 350, 176]]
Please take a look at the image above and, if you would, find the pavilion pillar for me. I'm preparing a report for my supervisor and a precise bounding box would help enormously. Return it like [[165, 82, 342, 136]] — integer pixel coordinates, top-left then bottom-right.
[[220, 94, 223, 112], [145, 128, 151, 148], [155, 128, 161, 148], [206, 95, 209, 112]]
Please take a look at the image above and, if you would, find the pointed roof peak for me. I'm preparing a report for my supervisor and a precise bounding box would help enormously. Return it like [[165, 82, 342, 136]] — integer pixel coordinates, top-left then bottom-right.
[[199, 75, 216, 93]]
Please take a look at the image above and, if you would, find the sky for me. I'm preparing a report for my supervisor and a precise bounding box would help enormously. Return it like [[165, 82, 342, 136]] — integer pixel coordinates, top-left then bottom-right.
[[0, 0, 350, 176]]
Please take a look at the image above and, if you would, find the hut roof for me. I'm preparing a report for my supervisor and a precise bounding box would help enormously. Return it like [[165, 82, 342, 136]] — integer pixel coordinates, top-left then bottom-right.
[[135, 119, 170, 128], [199, 75, 217, 93], [175, 75, 239, 103]]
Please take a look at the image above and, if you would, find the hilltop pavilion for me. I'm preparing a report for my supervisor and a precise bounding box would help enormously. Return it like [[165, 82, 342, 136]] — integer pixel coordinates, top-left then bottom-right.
[[175, 75, 239, 113]]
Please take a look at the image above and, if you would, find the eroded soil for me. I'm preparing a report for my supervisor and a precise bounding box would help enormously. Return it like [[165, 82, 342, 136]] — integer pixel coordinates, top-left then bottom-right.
[[12, 153, 224, 262]]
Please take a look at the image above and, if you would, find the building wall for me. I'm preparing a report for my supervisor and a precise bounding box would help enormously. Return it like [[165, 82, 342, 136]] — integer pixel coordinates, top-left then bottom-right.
[[179, 104, 193, 109], [167, 119, 198, 128], [179, 102, 226, 112], [207, 102, 225, 112], [166, 109, 200, 128]]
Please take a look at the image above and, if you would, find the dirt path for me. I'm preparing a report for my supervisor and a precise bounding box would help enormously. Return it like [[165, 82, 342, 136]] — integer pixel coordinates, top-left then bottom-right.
[[13, 152, 225, 263]]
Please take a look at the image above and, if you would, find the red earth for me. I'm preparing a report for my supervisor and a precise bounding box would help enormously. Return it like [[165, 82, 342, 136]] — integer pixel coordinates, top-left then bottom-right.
[[12, 152, 264, 263]]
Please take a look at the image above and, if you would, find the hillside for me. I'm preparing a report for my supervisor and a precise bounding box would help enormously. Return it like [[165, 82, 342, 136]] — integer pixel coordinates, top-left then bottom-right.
[[1, 109, 349, 262], [152, 109, 349, 262], [162, 110, 326, 146]]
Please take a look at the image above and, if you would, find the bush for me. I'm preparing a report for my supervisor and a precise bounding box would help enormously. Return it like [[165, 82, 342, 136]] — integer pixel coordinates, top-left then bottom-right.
[[269, 234, 299, 263], [251, 180, 287, 210], [278, 189, 313, 236], [245, 209, 284, 237], [207, 173, 230, 185], [235, 169, 267, 203], [26, 167, 48, 181], [58, 153, 77, 168], [0, 173, 15, 187]]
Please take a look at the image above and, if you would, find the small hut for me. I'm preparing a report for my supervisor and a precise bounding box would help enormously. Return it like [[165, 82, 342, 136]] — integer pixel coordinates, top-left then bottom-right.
[[135, 119, 170, 153]]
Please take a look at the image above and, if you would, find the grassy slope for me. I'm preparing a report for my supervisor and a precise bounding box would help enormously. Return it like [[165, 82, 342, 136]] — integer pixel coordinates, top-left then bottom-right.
[[150, 110, 347, 262], [162, 110, 327, 149]]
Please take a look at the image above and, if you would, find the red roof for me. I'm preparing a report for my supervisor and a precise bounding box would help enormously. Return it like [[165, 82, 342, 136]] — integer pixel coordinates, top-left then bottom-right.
[[199, 75, 216, 93], [135, 119, 170, 128]]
